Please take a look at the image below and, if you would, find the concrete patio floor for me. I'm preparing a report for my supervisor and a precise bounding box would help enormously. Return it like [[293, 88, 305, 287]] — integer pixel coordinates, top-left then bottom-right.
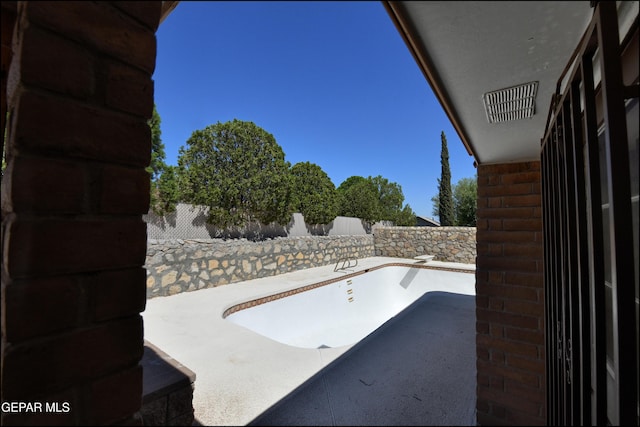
[[142, 256, 477, 426]]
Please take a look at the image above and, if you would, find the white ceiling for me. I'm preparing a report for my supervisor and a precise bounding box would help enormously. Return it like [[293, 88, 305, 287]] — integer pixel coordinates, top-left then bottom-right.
[[389, 1, 595, 165]]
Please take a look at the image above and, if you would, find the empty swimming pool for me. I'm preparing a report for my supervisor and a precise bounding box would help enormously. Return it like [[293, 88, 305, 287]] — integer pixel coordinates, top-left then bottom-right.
[[224, 263, 475, 348]]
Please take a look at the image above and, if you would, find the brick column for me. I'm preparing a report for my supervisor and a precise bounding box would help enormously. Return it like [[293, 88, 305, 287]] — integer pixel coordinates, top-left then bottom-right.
[[1, 2, 160, 425], [475, 161, 545, 425]]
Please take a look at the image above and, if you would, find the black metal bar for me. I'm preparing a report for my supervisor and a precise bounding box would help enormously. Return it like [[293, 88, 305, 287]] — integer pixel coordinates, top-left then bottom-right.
[[595, 3, 637, 424], [569, 72, 593, 426], [556, 110, 572, 425], [551, 120, 567, 424], [542, 3, 637, 425], [549, 140, 558, 427], [542, 138, 558, 424], [580, 37, 608, 427], [541, 141, 556, 424], [558, 101, 580, 425], [549, 132, 560, 425], [548, 128, 558, 425]]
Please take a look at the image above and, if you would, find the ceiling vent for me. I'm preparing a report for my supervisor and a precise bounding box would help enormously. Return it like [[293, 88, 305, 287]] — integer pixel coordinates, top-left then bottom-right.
[[483, 81, 539, 123]]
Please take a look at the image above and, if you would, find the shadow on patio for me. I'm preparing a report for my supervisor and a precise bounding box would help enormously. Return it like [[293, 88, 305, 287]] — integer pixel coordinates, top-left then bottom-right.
[[249, 291, 477, 426]]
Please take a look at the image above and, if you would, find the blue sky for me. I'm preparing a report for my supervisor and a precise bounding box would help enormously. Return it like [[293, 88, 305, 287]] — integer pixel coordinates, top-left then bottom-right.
[[153, 1, 478, 218]]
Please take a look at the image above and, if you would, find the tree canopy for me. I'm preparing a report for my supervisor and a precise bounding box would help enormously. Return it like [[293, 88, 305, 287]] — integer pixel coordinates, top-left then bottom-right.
[[369, 175, 415, 225], [337, 176, 380, 224], [152, 165, 180, 216], [453, 176, 477, 226], [395, 204, 417, 226], [437, 131, 454, 225], [432, 175, 477, 226], [148, 104, 165, 181], [177, 119, 293, 228], [147, 104, 179, 216], [337, 175, 415, 226], [149, 114, 418, 229], [289, 161, 338, 225], [370, 175, 403, 220]]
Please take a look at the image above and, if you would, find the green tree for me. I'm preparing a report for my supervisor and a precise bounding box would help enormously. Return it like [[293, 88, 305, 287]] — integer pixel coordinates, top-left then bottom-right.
[[432, 175, 477, 226], [337, 176, 380, 224], [437, 131, 454, 225], [453, 176, 477, 226], [289, 161, 338, 225], [148, 104, 165, 181], [177, 119, 293, 228], [147, 104, 179, 216], [369, 175, 415, 225], [336, 175, 415, 226], [151, 165, 180, 216], [370, 175, 403, 221], [395, 204, 417, 226], [431, 193, 439, 219]]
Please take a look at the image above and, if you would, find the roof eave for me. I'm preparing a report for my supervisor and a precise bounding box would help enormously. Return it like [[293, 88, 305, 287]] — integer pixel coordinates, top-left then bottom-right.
[[160, 1, 180, 25]]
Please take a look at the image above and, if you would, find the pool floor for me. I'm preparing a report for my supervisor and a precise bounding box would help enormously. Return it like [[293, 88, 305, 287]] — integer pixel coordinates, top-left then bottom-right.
[[142, 257, 477, 426]]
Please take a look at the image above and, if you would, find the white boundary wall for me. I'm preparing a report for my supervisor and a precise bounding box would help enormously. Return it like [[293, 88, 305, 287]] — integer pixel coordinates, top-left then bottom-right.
[[144, 203, 391, 240]]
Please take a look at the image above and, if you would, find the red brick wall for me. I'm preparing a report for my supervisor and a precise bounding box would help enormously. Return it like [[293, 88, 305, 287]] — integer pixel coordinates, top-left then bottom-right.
[[475, 161, 545, 425], [1, 2, 160, 425]]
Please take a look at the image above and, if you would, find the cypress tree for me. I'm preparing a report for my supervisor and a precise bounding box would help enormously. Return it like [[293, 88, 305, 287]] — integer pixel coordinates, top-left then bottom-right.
[[147, 104, 179, 216], [438, 131, 454, 225]]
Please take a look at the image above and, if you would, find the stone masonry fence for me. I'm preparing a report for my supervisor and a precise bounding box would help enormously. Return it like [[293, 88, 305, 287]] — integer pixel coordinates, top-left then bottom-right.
[[145, 227, 476, 299], [146, 235, 375, 298], [373, 226, 476, 264]]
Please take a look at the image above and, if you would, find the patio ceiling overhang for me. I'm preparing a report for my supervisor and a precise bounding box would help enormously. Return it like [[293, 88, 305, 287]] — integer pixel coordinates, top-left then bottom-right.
[[161, 1, 180, 25], [384, 1, 594, 165]]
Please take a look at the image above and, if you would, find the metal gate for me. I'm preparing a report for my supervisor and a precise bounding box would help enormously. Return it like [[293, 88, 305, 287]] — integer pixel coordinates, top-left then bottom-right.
[[540, 2, 638, 425]]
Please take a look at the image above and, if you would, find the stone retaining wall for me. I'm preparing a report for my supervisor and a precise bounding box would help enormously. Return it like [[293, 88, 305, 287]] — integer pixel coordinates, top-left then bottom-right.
[[146, 235, 375, 298], [145, 227, 477, 299], [373, 226, 476, 264]]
